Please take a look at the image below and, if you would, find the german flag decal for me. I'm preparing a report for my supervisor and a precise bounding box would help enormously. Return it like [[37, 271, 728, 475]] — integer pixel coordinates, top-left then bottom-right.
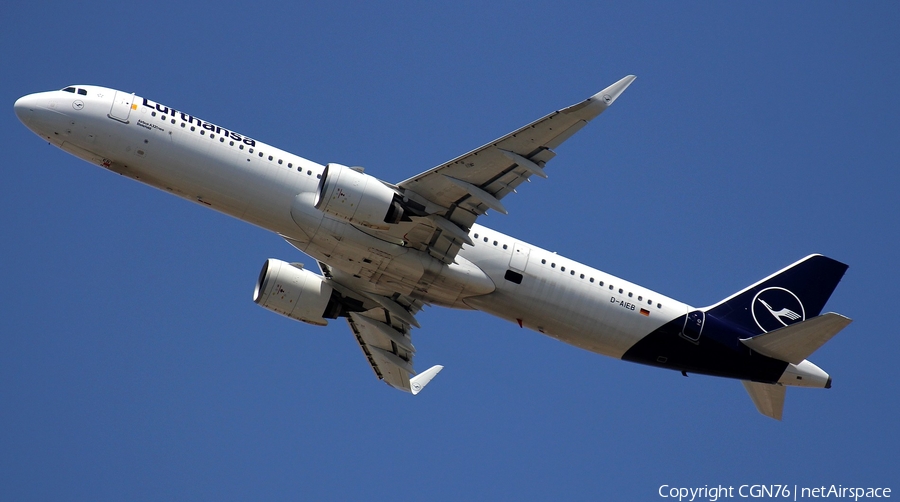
[[640, 308, 650, 317]]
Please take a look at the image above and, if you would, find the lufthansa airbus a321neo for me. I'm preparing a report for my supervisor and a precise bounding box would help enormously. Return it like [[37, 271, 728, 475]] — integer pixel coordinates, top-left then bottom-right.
[[15, 76, 851, 420]]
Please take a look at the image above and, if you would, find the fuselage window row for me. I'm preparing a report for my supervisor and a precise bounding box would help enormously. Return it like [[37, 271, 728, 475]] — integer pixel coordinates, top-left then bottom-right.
[[537, 253, 661, 308], [144, 106, 313, 179]]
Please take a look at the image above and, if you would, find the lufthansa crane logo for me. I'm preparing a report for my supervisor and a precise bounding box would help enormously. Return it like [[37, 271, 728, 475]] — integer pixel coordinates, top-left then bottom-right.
[[751, 287, 805, 333]]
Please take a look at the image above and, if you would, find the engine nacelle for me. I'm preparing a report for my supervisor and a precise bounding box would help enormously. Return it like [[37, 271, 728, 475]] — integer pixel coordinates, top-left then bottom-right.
[[253, 259, 342, 326], [314, 163, 406, 230]]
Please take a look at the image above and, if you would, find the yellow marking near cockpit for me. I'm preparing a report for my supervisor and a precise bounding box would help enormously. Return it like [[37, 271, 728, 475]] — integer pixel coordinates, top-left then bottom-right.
[[132, 104, 137, 110]]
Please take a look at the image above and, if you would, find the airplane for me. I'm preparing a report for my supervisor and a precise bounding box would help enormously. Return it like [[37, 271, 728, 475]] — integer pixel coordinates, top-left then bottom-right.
[[14, 76, 851, 420]]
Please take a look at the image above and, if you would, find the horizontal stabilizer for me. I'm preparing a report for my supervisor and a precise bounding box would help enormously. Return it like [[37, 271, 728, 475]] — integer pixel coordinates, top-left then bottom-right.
[[410, 365, 444, 395], [742, 381, 786, 420], [741, 313, 852, 364]]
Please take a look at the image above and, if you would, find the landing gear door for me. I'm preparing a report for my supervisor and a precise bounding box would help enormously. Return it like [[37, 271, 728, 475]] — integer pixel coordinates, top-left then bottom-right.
[[509, 241, 530, 272], [681, 310, 705, 343], [108, 91, 134, 123]]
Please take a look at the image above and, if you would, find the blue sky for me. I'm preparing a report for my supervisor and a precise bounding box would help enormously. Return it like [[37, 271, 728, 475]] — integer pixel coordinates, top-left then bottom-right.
[[2, 2, 898, 500]]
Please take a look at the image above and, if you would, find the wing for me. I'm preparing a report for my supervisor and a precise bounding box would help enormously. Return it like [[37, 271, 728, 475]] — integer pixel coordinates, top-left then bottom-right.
[[389, 75, 636, 264], [318, 261, 443, 394]]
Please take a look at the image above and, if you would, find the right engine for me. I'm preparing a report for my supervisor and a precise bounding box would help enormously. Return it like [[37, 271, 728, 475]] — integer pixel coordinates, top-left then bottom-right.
[[253, 259, 344, 326], [314, 163, 409, 230]]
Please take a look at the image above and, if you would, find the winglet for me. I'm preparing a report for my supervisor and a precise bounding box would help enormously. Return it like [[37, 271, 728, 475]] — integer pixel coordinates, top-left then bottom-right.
[[592, 75, 636, 107], [410, 365, 444, 395], [562, 75, 636, 118]]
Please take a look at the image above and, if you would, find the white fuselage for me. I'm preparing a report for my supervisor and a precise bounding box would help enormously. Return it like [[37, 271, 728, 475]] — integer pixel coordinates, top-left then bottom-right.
[[16, 85, 689, 360]]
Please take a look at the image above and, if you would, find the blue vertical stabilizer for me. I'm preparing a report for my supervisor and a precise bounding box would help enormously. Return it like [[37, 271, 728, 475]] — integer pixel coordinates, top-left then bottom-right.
[[705, 255, 848, 337]]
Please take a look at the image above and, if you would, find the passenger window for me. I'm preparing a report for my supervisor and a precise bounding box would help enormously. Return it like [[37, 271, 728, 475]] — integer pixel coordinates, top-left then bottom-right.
[[609, 285, 614, 290], [171, 119, 175, 124], [288, 163, 292, 168], [474, 233, 479, 239], [278, 159, 283, 164], [268, 155, 273, 160], [590, 278, 594, 283], [628, 292, 633, 297], [483, 237, 488, 242], [493, 241, 497, 246], [151, 112, 156, 117], [502, 244, 508, 250], [239, 144, 243, 150], [307, 170, 312, 175], [230, 141, 234, 146], [657, 303, 662, 309], [580, 274, 584, 279], [561, 266, 566, 272], [541, 259, 546, 264], [599, 281, 604, 286], [551, 263, 556, 268], [638, 296, 642, 301], [180, 123, 185, 128], [259, 152, 263, 157], [220, 137, 225, 143], [191, 126, 196, 131], [570, 270, 575, 276], [316, 174, 321, 179], [249, 148, 254, 153], [619, 288, 623, 294], [162, 116, 167, 121], [200, 130, 205, 135]]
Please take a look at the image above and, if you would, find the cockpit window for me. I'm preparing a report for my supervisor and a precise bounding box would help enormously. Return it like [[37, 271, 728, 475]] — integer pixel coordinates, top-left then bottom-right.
[[77, 89, 87, 95], [63, 87, 76, 93]]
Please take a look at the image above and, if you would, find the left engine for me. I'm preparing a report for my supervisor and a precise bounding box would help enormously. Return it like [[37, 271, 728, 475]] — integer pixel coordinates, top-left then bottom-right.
[[253, 259, 344, 326], [314, 163, 408, 230]]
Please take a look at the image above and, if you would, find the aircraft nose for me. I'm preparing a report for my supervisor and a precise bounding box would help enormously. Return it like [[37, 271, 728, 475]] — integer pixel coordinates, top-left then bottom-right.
[[14, 93, 41, 127]]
